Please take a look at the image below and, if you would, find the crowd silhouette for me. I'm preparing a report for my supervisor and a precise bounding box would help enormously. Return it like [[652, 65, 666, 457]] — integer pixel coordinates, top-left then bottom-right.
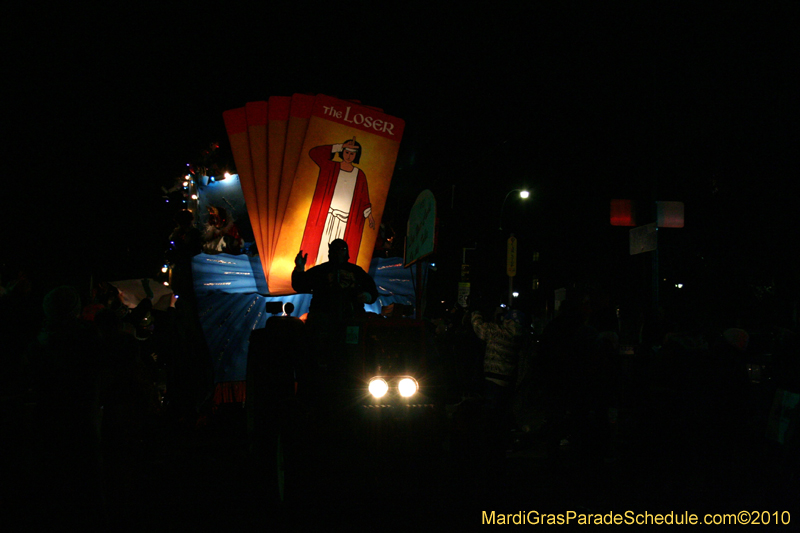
[[1, 243, 798, 526]]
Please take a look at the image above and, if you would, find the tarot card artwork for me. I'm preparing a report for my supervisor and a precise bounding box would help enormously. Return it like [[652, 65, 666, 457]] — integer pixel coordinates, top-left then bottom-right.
[[268, 94, 405, 295], [245, 101, 269, 270], [223, 107, 267, 276], [273, 93, 315, 257], [266, 96, 290, 264]]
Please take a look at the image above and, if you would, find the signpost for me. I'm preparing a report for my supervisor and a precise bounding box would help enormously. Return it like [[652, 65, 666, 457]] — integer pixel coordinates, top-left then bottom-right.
[[612, 198, 684, 348], [507, 234, 517, 306], [458, 261, 470, 308]]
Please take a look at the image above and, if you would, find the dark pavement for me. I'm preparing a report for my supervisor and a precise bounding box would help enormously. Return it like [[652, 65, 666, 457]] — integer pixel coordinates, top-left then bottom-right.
[[3, 375, 796, 531], [84, 385, 797, 530]]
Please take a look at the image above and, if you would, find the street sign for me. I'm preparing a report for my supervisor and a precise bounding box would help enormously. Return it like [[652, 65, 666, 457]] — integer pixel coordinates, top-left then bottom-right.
[[612, 199, 685, 228], [656, 201, 685, 228], [610, 199, 637, 226], [404, 189, 437, 267], [630, 223, 657, 255], [457, 282, 470, 308], [506, 235, 517, 277]]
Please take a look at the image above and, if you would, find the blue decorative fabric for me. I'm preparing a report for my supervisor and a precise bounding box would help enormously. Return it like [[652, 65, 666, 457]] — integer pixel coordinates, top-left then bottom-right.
[[191, 253, 424, 382]]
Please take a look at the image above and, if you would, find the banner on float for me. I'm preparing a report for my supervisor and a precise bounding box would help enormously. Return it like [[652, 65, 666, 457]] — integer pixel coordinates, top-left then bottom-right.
[[268, 94, 404, 295], [225, 94, 404, 294]]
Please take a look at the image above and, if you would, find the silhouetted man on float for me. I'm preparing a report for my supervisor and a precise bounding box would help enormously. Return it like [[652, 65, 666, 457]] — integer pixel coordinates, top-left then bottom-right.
[[293, 239, 377, 321], [292, 239, 378, 381]]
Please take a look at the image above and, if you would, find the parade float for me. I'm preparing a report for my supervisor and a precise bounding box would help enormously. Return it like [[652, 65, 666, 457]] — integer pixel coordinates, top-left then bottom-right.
[[167, 94, 432, 401]]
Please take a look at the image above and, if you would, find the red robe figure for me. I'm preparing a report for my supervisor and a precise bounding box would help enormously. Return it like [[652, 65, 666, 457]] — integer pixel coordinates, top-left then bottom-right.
[[299, 139, 375, 266]]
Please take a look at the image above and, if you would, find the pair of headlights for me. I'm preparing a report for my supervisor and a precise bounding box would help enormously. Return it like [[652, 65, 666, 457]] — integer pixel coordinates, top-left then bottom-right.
[[368, 377, 418, 398]]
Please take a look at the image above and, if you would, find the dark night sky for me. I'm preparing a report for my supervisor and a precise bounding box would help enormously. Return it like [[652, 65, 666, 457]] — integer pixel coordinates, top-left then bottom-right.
[[5, 2, 799, 310]]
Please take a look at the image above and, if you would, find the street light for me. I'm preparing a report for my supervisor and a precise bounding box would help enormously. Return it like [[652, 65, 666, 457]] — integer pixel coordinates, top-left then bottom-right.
[[499, 188, 530, 307], [499, 189, 530, 230]]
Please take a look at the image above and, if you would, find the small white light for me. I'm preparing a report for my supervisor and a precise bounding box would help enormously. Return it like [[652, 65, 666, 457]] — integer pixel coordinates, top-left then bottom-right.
[[513, 291, 520, 298], [161, 266, 168, 273], [368, 378, 388, 398], [191, 194, 198, 200], [519, 190, 530, 199], [163, 281, 169, 286], [398, 378, 418, 398], [224, 172, 232, 179], [676, 283, 684, 289], [183, 181, 189, 187]]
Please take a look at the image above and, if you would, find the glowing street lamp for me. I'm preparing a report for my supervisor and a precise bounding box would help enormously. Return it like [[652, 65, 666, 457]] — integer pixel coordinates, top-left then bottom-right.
[[499, 189, 530, 230], [499, 188, 530, 306]]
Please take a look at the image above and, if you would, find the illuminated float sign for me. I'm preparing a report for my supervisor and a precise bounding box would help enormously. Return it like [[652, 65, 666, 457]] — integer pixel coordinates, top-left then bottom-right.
[[224, 94, 405, 295]]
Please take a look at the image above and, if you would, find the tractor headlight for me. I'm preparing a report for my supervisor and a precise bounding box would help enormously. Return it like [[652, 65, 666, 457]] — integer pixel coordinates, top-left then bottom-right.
[[368, 378, 389, 398], [398, 377, 418, 398]]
